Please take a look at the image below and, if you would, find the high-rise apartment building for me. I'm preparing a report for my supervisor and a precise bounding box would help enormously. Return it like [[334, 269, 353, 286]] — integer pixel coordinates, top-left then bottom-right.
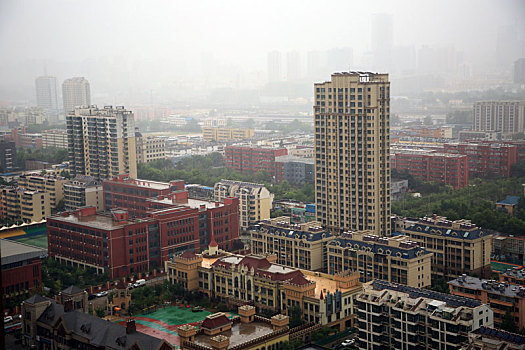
[[267, 50, 282, 83], [66, 106, 137, 180], [515, 58, 525, 84], [35, 76, 59, 117], [62, 77, 91, 114], [473, 101, 525, 134], [314, 72, 391, 235]]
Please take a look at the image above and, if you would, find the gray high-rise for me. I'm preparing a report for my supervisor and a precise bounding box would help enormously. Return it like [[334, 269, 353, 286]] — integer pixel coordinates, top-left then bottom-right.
[[62, 77, 91, 114], [35, 76, 59, 118]]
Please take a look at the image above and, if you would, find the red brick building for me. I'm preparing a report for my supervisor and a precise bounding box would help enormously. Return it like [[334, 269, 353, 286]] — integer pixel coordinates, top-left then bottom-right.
[[443, 142, 517, 178], [391, 150, 469, 189], [1, 239, 44, 304], [224, 145, 287, 177]]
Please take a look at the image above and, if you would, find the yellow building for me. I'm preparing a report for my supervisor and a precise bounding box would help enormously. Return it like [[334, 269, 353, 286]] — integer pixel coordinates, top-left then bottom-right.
[[314, 72, 391, 235], [135, 133, 166, 163], [396, 215, 492, 280], [165, 252, 362, 331], [17, 174, 66, 210], [202, 127, 254, 142], [1, 187, 50, 223], [214, 180, 273, 230], [250, 217, 334, 271], [326, 231, 432, 288]]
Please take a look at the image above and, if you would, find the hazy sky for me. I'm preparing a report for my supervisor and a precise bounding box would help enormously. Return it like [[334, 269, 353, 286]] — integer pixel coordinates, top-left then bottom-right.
[[0, 0, 524, 103]]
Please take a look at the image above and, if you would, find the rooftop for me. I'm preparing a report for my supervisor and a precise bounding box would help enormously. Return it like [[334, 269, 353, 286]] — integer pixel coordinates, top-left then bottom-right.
[[274, 155, 315, 164], [1, 239, 47, 266], [474, 326, 525, 345], [193, 320, 274, 349], [497, 195, 520, 206], [403, 216, 487, 240], [105, 177, 172, 190], [449, 276, 525, 298], [49, 212, 149, 231]]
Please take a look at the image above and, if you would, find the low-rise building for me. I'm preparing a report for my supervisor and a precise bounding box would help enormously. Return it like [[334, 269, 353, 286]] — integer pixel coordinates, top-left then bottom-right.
[[1, 239, 46, 305], [224, 145, 287, 176], [396, 215, 492, 280], [356, 280, 493, 350], [327, 231, 432, 288], [202, 127, 255, 142], [274, 156, 314, 185], [166, 252, 362, 331], [464, 326, 525, 349], [449, 275, 525, 329], [0, 186, 50, 223], [250, 217, 333, 271], [214, 180, 273, 230], [42, 129, 68, 149], [17, 173, 66, 210], [63, 175, 103, 211], [496, 195, 520, 215], [136, 133, 166, 163]]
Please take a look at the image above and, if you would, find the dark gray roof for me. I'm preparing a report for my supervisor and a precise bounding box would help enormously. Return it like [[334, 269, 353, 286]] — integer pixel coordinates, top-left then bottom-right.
[[328, 238, 431, 259], [24, 294, 50, 304], [1, 239, 47, 266], [404, 223, 488, 240], [36, 298, 167, 350], [61, 285, 84, 295]]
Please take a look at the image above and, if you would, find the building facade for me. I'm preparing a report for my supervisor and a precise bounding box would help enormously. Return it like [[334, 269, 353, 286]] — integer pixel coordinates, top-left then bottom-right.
[[0, 187, 50, 223], [202, 127, 255, 142], [449, 276, 525, 329], [391, 150, 469, 189], [314, 72, 391, 235], [473, 101, 525, 134], [62, 77, 91, 114], [0, 140, 16, 172], [63, 175, 103, 211], [224, 145, 288, 176], [274, 156, 315, 185], [135, 133, 166, 163], [250, 217, 333, 271], [214, 180, 273, 230], [35, 76, 59, 118], [17, 174, 66, 210], [327, 231, 432, 288], [396, 215, 492, 280], [42, 129, 68, 149], [356, 280, 493, 350], [66, 105, 137, 180]]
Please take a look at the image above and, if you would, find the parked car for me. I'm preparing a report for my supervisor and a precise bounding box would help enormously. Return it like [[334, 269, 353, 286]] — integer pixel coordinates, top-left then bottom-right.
[[4, 316, 13, 323], [96, 291, 108, 297], [133, 279, 146, 288], [341, 339, 355, 347]]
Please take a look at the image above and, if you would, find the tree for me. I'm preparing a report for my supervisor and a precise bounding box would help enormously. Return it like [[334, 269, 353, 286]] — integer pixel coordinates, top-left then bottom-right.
[[423, 115, 433, 126], [289, 305, 304, 328], [95, 308, 106, 318], [501, 310, 519, 333]]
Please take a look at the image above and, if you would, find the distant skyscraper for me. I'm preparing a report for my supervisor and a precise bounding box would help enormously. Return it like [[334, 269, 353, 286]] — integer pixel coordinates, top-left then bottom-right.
[[326, 47, 353, 73], [66, 105, 137, 180], [306, 50, 322, 79], [515, 58, 525, 84], [62, 77, 91, 114], [371, 13, 393, 71], [286, 51, 301, 81], [267, 51, 282, 83], [35, 76, 59, 117], [314, 72, 391, 235]]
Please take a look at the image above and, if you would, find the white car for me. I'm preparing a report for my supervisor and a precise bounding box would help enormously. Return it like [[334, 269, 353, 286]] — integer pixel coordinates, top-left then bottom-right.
[[341, 339, 355, 347], [96, 291, 108, 297], [4, 316, 13, 323]]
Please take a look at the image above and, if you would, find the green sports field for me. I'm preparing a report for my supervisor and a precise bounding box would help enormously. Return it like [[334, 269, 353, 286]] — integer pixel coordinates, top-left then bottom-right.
[[11, 234, 48, 249]]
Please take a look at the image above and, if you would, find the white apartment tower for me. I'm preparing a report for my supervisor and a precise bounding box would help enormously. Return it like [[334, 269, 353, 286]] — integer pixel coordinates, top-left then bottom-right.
[[62, 77, 91, 114], [314, 72, 391, 235]]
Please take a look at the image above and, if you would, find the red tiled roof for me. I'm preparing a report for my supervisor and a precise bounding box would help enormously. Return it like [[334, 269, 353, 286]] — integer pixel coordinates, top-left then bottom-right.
[[201, 313, 230, 330], [238, 256, 271, 270], [180, 250, 197, 259], [286, 273, 310, 286]]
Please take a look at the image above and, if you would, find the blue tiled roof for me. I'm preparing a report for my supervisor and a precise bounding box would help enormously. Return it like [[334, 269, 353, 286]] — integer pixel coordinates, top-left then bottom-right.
[[497, 195, 520, 206], [262, 225, 332, 241], [404, 223, 488, 240], [327, 237, 431, 259]]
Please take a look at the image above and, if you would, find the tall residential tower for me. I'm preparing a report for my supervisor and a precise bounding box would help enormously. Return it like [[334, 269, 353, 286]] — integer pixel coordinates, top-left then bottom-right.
[[314, 72, 391, 235], [35, 76, 59, 118], [66, 106, 137, 180], [62, 77, 91, 114]]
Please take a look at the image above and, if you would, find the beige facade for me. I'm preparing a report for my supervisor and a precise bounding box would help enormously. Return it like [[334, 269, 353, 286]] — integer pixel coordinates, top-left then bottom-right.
[[202, 127, 254, 142], [17, 174, 66, 210], [396, 216, 492, 280], [136, 134, 166, 163], [473, 101, 525, 134], [250, 216, 334, 271], [1, 187, 50, 223], [42, 129, 68, 149], [327, 231, 432, 288], [66, 106, 137, 180], [214, 180, 273, 230], [314, 72, 391, 235], [63, 175, 103, 211], [62, 77, 90, 114]]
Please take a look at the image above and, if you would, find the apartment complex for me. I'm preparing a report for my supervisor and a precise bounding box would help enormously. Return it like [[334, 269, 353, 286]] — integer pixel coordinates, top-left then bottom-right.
[[274, 156, 315, 185], [214, 180, 273, 229], [66, 105, 137, 180], [396, 216, 492, 280], [63, 175, 103, 211], [250, 217, 334, 271], [0, 186, 50, 223], [62, 77, 91, 114], [449, 276, 525, 329], [136, 133, 166, 163], [166, 252, 362, 330], [1, 239, 45, 304], [443, 142, 517, 178], [202, 127, 255, 142], [42, 129, 68, 149], [0, 140, 16, 172], [327, 231, 432, 288], [17, 174, 66, 209], [314, 72, 391, 235], [356, 280, 493, 350], [473, 101, 525, 134], [391, 150, 469, 189], [224, 145, 288, 175]]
